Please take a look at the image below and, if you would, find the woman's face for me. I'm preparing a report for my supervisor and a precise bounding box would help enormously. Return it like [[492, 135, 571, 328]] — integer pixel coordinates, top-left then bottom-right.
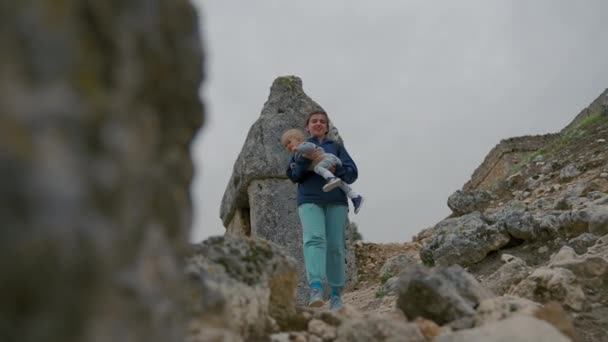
[[307, 113, 329, 138]]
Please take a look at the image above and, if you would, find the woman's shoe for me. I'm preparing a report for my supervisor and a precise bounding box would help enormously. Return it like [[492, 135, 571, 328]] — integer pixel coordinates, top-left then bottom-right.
[[308, 287, 324, 307], [329, 295, 343, 311]]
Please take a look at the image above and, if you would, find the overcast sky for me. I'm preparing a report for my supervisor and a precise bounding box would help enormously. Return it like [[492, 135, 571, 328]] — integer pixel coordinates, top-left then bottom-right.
[[189, 0, 608, 243]]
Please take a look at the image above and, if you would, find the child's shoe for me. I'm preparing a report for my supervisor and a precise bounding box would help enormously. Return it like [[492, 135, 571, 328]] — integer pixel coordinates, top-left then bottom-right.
[[352, 195, 364, 214], [322, 177, 342, 192]]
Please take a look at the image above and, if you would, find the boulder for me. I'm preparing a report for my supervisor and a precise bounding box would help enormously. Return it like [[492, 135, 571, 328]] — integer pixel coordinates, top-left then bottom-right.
[[186, 235, 298, 339], [434, 315, 570, 342], [447, 190, 494, 216], [567, 233, 600, 254], [509, 267, 585, 311], [379, 254, 418, 278], [474, 295, 540, 327], [560, 164, 581, 181], [549, 238, 608, 292], [420, 212, 511, 267], [557, 205, 608, 237], [396, 265, 492, 325], [220, 76, 334, 231], [335, 317, 425, 342], [308, 319, 337, 341], [484, 201, 560, 241], [0, 1, 204, 341], [482, 254, 531, 295]]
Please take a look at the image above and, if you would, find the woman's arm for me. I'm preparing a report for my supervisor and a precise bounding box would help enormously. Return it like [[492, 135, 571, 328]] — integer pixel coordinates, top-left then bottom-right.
[[334, 144, 358, 184], [295, 142, 317, 156], [286, 154, 312, 183]]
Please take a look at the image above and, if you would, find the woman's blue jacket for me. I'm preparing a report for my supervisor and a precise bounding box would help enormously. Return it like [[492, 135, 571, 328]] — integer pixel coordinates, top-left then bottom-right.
[[285, 137, 358, 207]]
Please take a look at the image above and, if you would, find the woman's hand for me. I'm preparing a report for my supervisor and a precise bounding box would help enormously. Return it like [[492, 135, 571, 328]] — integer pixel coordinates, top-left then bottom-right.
[[309, 149, 323, 160], [302, 149, 323, 160]]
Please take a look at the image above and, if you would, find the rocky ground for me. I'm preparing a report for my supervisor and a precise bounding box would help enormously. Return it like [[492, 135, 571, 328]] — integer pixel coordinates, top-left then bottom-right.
[[290, 110, 607, 341], [341, 241, 421, 317], [337, 110, 608, 341], [189, 109, 608, 341]]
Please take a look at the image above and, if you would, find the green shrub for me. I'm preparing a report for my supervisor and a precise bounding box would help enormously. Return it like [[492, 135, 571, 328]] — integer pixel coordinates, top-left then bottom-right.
[[380, 271, 394, 285], [577, 111, 604, 130], [507, 109, 604, 178], [349, 222, 363, 241]]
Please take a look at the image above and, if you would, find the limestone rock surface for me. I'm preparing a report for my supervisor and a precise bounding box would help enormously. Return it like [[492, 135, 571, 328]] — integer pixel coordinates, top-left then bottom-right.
[[0, 1, 204, 341]]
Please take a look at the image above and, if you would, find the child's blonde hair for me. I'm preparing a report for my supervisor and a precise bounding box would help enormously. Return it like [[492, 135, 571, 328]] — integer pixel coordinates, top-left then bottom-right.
[[281, 128, 305, 146]]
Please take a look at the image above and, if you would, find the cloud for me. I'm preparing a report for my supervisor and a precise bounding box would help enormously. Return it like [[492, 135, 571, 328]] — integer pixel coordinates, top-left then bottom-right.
[[190, 0, 608, 243]]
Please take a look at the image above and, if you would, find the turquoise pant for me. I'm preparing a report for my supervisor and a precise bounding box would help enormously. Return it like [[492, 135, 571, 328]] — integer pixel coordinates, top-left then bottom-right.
[[298, 203, 348, 288]]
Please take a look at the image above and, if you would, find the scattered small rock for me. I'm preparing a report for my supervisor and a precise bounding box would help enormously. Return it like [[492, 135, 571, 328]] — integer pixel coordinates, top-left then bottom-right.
[[533, 155, 545, 163], [447, 190, 495, 216], [396, 264, 492, 325], [509, 267, 586, 312], [533, 302, 579, 342], [507, 172, 525, 189], [474, 296, 540, 327], [435, 315, 570, 342], [413, 317, 443, 339], [379, 255, 417, 279], [560, 164, 581, 181], [567, 233, 600, 254], [308, 319, 337, 341]]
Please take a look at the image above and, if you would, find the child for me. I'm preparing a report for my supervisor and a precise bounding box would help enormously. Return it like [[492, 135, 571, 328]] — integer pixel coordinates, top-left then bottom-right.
[[281, 128, 364, 214]]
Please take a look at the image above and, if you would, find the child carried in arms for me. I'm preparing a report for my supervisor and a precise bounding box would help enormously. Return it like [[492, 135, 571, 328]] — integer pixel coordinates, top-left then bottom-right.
[[281, 128, 364, 213]]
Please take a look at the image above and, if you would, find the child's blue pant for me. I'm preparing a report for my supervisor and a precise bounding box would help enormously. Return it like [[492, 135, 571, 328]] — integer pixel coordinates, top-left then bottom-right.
[[298, 203, 348, 288]]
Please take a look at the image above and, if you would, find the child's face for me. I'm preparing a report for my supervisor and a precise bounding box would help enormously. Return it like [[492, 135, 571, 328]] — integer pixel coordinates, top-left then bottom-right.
[[284, 136, 302, 153]]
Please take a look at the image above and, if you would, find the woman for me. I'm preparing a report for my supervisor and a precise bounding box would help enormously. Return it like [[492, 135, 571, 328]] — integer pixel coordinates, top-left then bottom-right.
[[286, 110, 359, 310]]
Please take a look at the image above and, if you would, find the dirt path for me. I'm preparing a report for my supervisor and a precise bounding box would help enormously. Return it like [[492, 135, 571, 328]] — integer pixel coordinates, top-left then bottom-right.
[[342, 241, 422, 317]]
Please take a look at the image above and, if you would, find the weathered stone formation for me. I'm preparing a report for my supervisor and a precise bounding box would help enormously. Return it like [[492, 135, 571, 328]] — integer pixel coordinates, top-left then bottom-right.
[[447, 189, 495, 216], [186, 235, 299, 341], [263, 253, 576, 342], [220, 76, 333, 235], [220, 76, 357, 304], [462, 134, 559, 192], [396, 265, 493, 325], [464, 89, 608, 194], [416, 90, 608, 341], [0, 2, 204, 342], [562, 88, 608, 133], [257, 89, 608, 342]]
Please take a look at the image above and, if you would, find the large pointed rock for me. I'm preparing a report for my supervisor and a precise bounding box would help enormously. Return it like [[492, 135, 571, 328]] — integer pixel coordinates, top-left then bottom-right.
[[220, 76, 337, 232], [220, 76, 357, 304]]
